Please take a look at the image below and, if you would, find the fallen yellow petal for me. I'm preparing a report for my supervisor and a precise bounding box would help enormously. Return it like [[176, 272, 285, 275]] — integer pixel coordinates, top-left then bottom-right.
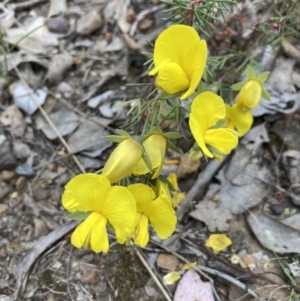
[[205, 233, 232, 253], [163, 271, 181, 285]]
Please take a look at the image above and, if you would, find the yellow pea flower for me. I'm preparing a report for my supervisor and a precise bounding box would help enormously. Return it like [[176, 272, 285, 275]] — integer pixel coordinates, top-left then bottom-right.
[[189, 91, 239, 158], [231, 65, 270, 110], [236, 79, 262, 110], [149, 24, 207, 100], [102, 138, 143, 183], [62, 174, 136, 253], [205, 233, 232, 253], [133, 133, 166, 179], [120, 183, 177, 247], [225, 104, 253, 136]]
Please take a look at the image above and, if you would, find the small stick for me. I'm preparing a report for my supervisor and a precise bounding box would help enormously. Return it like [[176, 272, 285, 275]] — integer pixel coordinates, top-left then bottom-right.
[[198, 266, 266, 301], [177, 159, 221, 221], [14, 0, 47, 10], [66, 246, 75, 301], [130, 4, 166, 37], [135, 248, 172, 301]]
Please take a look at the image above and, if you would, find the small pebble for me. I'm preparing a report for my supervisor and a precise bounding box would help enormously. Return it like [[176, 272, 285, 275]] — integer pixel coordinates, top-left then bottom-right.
[[15, 164, 35, 177], [76, 11, 103, 35], [47, 16, 69, 33], [2, 170, 15, 181], [16, 176, 27, 191], [270, 203, 285, 215], [0, 204, 8, 214]]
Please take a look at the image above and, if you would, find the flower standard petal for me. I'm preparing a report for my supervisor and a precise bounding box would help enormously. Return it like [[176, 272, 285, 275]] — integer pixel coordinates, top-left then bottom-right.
[[133, 134, 167, 179], [102, 138, 143, 183], [190, 91, 226, 131], [204, 128, 239, 155], [71, 211, 109, 253], [145, 197, 177, 239], [127, 183, 156, 212], [189, 92, 228, 158], [150, 24, 207, 99], [180, 40, 207, 100], [101, 186, 136, 240], [62, 174, 111, 213]]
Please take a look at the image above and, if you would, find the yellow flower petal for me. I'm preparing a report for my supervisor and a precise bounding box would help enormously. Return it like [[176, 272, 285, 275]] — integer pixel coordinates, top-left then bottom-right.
[[133, 134, 167, 179], [102, 138, 142, 183], [155, 179, 172, 203], [145, 197, 177, 239], [189, 113, 211, 157], [167, 173, 185, 208], [62, 174, 110, 213], [150, 25, 207, 100], [163, 271, 181, 285], [236, 79, 261, 109], [190, 91, 225, 133], [225, 105, 235, 130], [71, 212, 109, 253], [102, 186, 137, 240], [167, 173, 178, 191], [204, 128, 239, 155], [127, 184, 156, 212], [172, 191, 185, 209], [205, 234, 232, 253], [128, 183, 176, 244], [155, 62, 190, 94], [182, 262, 197, 270], [226, 104, 253, 136], [134, 214, 149, 247], [181, 40, 207, 100]]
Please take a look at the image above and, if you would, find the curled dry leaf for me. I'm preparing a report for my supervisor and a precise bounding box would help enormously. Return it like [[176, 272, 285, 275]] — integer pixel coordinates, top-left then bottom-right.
[[10, 81, 47, 115]]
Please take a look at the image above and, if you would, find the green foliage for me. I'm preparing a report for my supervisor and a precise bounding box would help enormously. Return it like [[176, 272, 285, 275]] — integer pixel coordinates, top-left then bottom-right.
[[160, 0, 237, 37]]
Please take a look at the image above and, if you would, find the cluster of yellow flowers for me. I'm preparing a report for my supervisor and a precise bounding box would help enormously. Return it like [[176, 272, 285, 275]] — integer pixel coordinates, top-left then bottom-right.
[[62, 24, 269, 254], [226, 66, 270, 136]]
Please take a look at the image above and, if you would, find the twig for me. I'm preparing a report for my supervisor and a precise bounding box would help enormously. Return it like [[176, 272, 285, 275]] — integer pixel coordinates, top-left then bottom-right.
[[66, 246, 75, 301], [198, 266, 266, 301], [130, 4, 166, 36], [235, 284, 289, 301], [14, 0, 47, 10], [135, 248, 172, 301], [77, 282, 94, 301], [176, 159, 222, 221], [13, 67, 86, 174]]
